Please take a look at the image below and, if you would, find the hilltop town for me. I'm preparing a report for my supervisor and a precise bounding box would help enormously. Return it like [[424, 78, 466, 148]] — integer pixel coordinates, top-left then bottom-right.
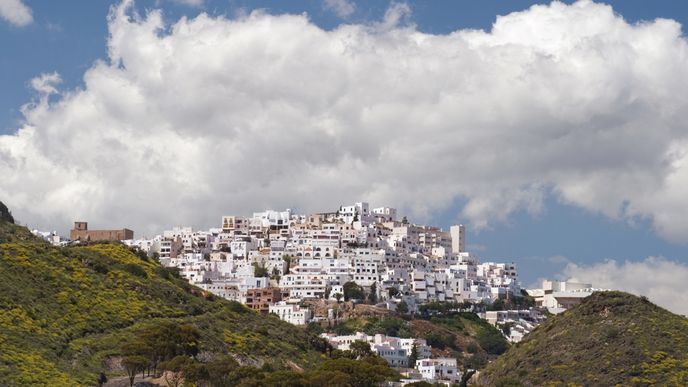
[[30, 201, 599, 384], [53, 203, 525, 313], [8, 201, 686, 386]]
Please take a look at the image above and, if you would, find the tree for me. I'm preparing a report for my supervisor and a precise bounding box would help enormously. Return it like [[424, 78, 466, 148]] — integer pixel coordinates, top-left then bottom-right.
[[476, 328, 509, 355], [262, 370, 307, 386], [350, 340, 373, 359], [310, 336, 333, 354], [334, 292, 343, 303], [253, 262, 269, 277], [459, 369, 477, 387], [425, 332, 454, 350], [464, 353, 487, 370], [396, 300, 409, 314], [123, 322, 201, 377], [343, 281, 364, 301], [161, 356, 194, 387], [408, 344, 419, 368], [202, 355, 239, 386], [228, 366, 263, 385], [271, 266, 281, 281], [488, 298, 505, 311], [122, 355, 148, 387], [368, 283, 378, 304], [319, 357, 399, 387], [177, 324, 201, 358], [388, 287, 399, 298], [307, 370, 352, 387], [501, 322, 514, 336]]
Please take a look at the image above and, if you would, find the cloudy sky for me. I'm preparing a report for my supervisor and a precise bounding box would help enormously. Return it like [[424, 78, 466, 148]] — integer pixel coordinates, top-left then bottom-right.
[[1, 0, 687, 313]]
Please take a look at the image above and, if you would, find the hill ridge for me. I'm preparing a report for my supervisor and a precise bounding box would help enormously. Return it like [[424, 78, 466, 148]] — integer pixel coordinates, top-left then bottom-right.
[[480, 290, 688, 386]]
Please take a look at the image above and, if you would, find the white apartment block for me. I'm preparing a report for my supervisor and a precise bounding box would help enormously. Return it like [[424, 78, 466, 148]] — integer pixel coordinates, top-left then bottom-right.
[[321, 332, 431, 367], [528, 280, 599, 314], [480, 309, 545, 343], [269, 301, 312, 325], [416, 358, 461, 382]]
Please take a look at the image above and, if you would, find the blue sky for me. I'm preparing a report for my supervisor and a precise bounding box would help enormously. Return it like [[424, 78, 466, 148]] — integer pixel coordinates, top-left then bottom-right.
[[1, 0, 688, 294]]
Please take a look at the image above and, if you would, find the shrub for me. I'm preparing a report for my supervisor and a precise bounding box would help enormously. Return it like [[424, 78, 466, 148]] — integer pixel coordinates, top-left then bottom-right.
[[120, 263, 147, 278]]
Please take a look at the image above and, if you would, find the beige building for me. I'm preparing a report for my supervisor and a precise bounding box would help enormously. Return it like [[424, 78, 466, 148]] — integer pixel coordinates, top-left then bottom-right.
[[70, 221, 133, 241], [450, 224, 466, 253]]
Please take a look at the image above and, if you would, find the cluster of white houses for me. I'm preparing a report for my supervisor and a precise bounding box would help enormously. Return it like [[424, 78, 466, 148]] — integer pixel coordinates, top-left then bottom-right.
[[31, 203, 597, 325], [112, 202, 524, 320], [320, 332, 461, 384]]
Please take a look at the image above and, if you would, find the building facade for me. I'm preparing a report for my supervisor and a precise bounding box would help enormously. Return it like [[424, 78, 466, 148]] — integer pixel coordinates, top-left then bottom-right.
[[70, 221, 133, 241]]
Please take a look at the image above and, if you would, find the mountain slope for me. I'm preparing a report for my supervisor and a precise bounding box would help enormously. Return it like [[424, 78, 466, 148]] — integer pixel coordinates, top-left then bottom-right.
[[0, 218, 324, 385], [480, 291, 688, 386]]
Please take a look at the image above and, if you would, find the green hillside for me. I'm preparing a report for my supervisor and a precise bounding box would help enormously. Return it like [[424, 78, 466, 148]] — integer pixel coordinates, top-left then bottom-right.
[[480, 291, 688, 386], [0, 216, 335, 385], [325, 309, 509, 370]]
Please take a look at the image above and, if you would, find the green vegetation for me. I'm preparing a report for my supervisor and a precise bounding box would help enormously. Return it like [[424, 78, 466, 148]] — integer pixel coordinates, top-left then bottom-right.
[[343, 281, 364, 301], [329, 310, 508, 370], [149, 353, 398, 387], [0, 217, 400, 386], [481, 291, 688, 386], [487, 290, 535, 311], [396, 300, 409, 314], [331, 316, 413, 338], [421, 310, 509, 356], [252, 262, 269, 277]]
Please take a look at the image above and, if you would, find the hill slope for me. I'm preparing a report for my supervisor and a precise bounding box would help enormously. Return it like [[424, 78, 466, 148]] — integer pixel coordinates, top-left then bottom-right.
[[480, 291, 688, 386], [0, 218, 325, 385], [324, 310, 508, 370]]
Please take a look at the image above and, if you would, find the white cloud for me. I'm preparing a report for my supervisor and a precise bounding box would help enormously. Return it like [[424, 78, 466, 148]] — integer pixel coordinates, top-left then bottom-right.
[[29, 72, 62, 95], [171, 0, 203, 7], [380, 2, 411, 29], [0, 0, 33, 27], [2, 0, 688, 243], [323, 0, 355, 18], [563, 257, 688, 316]]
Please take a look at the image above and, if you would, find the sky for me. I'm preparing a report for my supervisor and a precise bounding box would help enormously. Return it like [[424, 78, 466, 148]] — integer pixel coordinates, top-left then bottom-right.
[[1, 0, 688, 313]]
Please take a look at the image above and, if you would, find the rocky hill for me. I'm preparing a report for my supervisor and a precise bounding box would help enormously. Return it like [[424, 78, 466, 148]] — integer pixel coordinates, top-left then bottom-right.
[[479, 291, 688, 386]]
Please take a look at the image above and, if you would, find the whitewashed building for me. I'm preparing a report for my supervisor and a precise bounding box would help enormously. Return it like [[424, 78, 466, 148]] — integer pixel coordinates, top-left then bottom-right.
[[269, 301, 312, 325]]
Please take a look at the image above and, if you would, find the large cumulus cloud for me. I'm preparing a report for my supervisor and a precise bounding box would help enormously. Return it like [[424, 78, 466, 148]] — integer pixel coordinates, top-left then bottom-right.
[[2, 0, 688, 239]]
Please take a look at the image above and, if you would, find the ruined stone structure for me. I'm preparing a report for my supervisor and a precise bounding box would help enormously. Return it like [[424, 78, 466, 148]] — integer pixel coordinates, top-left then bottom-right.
[[69, 221, 133, 241]]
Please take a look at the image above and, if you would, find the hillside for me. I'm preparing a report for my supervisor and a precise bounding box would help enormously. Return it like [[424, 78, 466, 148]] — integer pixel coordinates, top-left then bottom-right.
[[0, 216, 330, 385], [322, 305, 509, 370], [480, 291, 688, 386]]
